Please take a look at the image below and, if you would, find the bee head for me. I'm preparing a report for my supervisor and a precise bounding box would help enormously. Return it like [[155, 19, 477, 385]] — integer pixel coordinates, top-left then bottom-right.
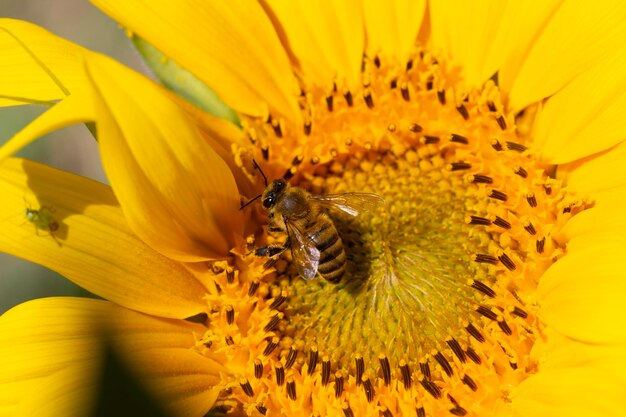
[[262, 179, 287, 208]]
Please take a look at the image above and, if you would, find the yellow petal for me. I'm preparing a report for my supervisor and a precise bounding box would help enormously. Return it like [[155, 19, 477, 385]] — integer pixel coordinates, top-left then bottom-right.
[[91, 0, 299, 121], [0, 298, 107, 414], [532, 51, 626, 163], [266, 0, 364, 91], [508, 1, 626, 113], [363, 0, 426, 64], [85, 53, 244, 261], [557, 203, 626, 250], [0, 158, 207, 318], [124, 348, 223, 417], [428, 0, 507, 86], [0, 19, 89, 107], [536, 244, 626, 344], [512, 367, 626, 417], [0, 92, 95, 161]]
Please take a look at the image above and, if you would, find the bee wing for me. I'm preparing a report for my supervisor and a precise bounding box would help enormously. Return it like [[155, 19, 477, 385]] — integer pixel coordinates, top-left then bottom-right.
[[285, 220, 321, 281], [311, 193, 385, 217]]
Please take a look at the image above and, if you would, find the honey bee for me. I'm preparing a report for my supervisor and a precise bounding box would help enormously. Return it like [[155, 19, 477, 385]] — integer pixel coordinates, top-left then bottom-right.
[[243, 162, 385, 283]]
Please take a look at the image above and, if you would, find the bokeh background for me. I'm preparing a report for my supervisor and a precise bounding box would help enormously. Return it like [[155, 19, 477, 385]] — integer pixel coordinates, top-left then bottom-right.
[[1, 0, 149, 313]]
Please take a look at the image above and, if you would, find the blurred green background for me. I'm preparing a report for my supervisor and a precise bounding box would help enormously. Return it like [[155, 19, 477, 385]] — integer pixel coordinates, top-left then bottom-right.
[[1, 0, 149, 313]]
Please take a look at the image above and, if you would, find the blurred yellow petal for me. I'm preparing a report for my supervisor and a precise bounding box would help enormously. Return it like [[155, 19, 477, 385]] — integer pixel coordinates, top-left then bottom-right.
[[0, 298, 106, 415], [533, 51, 626, 163], [85, 53, 243, 262], [508, 1, 626, 112], [266, 0, 364, 90], [536, 245, 626, 344], [0, 93, 95, 161], [428, 0, 506, 86], [557, 203, 626, 250], [363, 0, 426, 64], [0, 158, 207, 318], [127, 348, 223, 417], [0, 19, 89, 106], [91, 0, 299, 121]]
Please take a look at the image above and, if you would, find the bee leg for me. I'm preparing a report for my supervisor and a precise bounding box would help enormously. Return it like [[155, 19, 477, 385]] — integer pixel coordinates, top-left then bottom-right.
[[268, 226, 286, 233], [254, 238, 290, 258]]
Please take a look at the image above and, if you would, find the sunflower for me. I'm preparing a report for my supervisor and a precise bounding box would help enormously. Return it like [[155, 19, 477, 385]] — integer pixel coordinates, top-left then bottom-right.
[[2, 1, 626, 416]]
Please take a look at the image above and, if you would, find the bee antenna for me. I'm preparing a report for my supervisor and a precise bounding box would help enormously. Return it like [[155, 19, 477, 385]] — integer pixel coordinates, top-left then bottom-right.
[[240, 193, 262, 210], [252, 159, 268, 186]]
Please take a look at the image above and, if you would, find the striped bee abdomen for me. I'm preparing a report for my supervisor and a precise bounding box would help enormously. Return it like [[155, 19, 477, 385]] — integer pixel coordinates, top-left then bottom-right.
[[307, 215, 347, 283]]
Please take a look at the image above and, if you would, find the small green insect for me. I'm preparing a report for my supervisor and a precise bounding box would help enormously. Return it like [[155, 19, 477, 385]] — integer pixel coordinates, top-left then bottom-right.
[[24, 205, 61, 245]]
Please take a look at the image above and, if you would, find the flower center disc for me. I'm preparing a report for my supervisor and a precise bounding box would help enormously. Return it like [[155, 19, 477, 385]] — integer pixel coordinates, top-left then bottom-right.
[[206, 49, 590, 416]]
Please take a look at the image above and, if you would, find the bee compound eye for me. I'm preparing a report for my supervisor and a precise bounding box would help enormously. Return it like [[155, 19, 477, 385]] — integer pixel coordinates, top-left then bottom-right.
[[263, 196, 274, 208]]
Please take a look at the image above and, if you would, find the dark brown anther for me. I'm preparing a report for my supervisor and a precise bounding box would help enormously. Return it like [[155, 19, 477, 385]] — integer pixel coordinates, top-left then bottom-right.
[[355, 354, 364, 386], [514, 167, 528, 178], [437, 89, 446, 105], [420, 379, 442, 399], [256, 404, 267, 415], [225, 305, 234, 325], [476, 305, 498, 321], [285, 346, 297, 369], [450, 406, 468, 416], [424, 135, 440, 144], [274, 361, 285, 386], [510, 360, 518, 370], [374, 55, 381, 68], [544, 184, 552, 195], [226, 268, 235, 283], [269, 291, 287, 309], [286, 377, 296, 400], [456, 104, 469, 120], [466, 347, 481, 364], [470, 280, 496, 298], [492, 216, 511, 229], [362, 376, 375, 402], [399, 360, 412, 389], [254, 359, 263, 379], [512, 306, 528, 318], [468, 216, 491, 226], [364, 90, 374, 108], [379, 354, 391, 386], [419, 361, 431, 379], [536, 237, 545, 253], [406, 58, 413, 70], [447, 339, 466, 363], [344, 91, 354, 106], [409, 123, 422, 133], [434, 352, 453, 377], [291, 154, 303, 166], [264, 313, 281, 332], [491, 140, 503, 151], [524, 221, 537, 235], [283, 167, 295, 181], [401, 83, 410, 101], [465, 323, 486, 342], [263, 337, 279, 356], [416, 407, 426, 417], [307, 346, 318, 375], [487, 101, 496, 112], [261, 145, 269, 160], [506, 141, 527, 152], [304, 120, 312, 136], [498, 318, 513, 335], [334, 371, 344, 398], [462, 374, 477, 391], [342, 404, 354, 417], [426, 75, 434, 90], [450, 133, 468, 144], [248, 280, 259, 296], [381, 407, 393, 417], [321, 356, 331, 386], [240, 378, 254, 397], [496, 115, 507, 130], [526, 193, 537, 207], [473, 254, 498, 265], [326, 95, 334, 112], [488, 189, 508, 201], [271, 119, 283, 138], [470, 174, 493, 184], [449, 162, 471, 171], [225, 335, 234, 345], [498, 253, 516, 271]]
